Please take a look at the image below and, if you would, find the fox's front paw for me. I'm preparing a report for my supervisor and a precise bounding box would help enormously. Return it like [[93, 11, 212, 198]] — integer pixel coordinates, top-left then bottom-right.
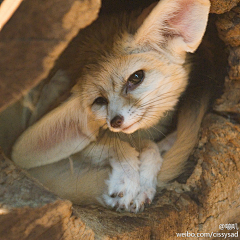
[[128, 140, 163, 213], [102, 140, 162, 213], [104, 176, 156, 213], [103, 167, 140, 212], [103, 161, 158, 213], [129, 185, 156, 213]]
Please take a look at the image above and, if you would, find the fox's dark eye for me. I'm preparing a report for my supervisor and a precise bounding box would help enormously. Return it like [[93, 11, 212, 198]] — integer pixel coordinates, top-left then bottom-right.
[[93, 97, 108, 105], [128, 70, 144, 84], [126, 70, 144, 93]]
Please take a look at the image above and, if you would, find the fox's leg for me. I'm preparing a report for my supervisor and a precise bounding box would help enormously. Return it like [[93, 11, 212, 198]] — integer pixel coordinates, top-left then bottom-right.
[[128, 133, 177, 213], [157, 131, 177, 155], [103, 141, 141, 212], [128, 140, 163, 213], [28, 156, 110, 205], [12, 96, 99, 169]]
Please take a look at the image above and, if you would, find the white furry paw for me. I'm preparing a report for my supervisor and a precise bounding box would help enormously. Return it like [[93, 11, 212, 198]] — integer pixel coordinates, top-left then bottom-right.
[[103, 140, 163, 213], [128, 185, 156, 213], [103, 166, 140, 212], [128, 140, 163, 213]]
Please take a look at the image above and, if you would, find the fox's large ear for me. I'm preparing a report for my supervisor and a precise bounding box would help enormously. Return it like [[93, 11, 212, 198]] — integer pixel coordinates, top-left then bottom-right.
[[134, 0, 210, 58]]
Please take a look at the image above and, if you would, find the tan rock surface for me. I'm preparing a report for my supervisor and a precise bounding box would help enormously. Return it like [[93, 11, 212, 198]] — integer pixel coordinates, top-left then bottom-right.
[[216, 5, 240, 47], [0, 0, 100, 112], [0, 152, 96, 240], [210, 0, 240, 14]]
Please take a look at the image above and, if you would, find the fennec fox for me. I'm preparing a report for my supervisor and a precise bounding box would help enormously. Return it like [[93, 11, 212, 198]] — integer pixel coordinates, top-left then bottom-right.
[[12, 0, 211, 213]]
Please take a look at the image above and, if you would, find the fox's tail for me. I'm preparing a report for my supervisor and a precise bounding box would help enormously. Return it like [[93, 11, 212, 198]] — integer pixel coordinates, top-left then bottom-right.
[[157, 93, 209, 185]]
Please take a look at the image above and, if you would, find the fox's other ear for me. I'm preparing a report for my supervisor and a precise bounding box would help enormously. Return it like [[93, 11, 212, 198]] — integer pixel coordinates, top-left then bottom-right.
[[134, 0, 210, 57]]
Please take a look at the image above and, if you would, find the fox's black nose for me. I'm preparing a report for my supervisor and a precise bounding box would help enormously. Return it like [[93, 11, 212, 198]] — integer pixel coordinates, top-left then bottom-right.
[[110, 115, 124, 128]]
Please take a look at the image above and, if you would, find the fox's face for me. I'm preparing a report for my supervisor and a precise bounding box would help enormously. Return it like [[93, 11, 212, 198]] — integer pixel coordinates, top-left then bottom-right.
[[79, 51, 189, 134], [72, 0, 209, 135]]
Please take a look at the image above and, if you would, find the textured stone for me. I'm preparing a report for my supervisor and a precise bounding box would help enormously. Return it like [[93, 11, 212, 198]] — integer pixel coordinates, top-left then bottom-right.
[[210, 0, 240, 14], [0, 152, 96, 240], [228, 47, 240, 80], [216, 6, 240, 47], [191, 114, 240, 234], [215, 4, 240, 117], [214, 77, 240, 114], [0, 0, 100, 112]]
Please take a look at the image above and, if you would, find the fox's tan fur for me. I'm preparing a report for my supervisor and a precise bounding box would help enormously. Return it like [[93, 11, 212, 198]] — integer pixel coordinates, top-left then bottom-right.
[[11, 0, 212, 212]]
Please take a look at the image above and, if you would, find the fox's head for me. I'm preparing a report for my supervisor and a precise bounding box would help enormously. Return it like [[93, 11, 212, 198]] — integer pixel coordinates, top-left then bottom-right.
[[74, 0, 210, 134]]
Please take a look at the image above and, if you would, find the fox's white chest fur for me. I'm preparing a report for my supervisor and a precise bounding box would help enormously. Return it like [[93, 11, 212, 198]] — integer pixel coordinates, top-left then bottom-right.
[[12, 0, 211, 212]]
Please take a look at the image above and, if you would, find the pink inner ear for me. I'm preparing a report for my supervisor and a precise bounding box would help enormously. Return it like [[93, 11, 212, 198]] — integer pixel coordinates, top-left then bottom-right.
[[166, 0, 196, 43]]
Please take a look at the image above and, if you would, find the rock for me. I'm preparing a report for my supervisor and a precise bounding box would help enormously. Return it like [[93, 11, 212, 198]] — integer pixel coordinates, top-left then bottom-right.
[[210, 0, 240, 14], [216, 5, 240, 47], [0, 152, 96, 240], [191, 114, 240, 234], [214, 76, 240, 113], [228, 47, 240, 80], [0, 0, 101, 112], [214, 4, 240, 118]]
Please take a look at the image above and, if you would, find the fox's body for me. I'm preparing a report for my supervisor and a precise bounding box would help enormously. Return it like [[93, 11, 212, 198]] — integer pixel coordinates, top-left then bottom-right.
[[11, 0, 215, 212]]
